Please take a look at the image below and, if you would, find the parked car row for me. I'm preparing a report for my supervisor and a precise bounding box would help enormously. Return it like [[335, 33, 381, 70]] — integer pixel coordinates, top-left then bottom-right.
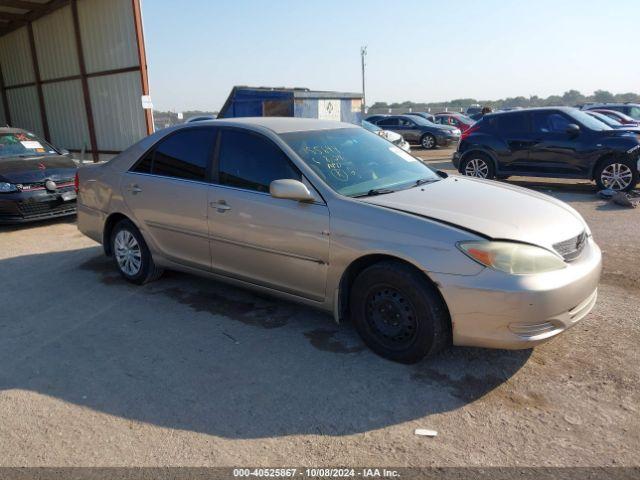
[[453, 107, 640, 191], [580, 103, 640, 121], [361, 120, 411, 152], [364, 114, 461, 149]]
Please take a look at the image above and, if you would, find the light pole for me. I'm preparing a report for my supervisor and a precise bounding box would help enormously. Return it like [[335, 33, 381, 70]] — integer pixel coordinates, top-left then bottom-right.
[[360, 46, 367, 115]]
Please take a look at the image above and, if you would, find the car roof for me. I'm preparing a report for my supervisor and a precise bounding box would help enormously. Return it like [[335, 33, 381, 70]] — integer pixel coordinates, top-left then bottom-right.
[[483, 106, 577, 118], [178, 117, 356, 134], [587, 103, 640, 107], [592, 108, 624, 114]]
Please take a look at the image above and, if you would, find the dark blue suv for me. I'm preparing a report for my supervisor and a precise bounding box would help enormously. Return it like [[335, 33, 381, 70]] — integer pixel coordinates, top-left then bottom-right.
[[453, 107, 640, 191]]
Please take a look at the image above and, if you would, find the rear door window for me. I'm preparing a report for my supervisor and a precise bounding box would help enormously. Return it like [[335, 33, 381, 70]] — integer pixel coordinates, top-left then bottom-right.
[[217, 129, 300, 193], [132, 128, 216, 181], [494, 112, 528, 135], [377, 118, 400, 127], [399, 118, 416, 127]]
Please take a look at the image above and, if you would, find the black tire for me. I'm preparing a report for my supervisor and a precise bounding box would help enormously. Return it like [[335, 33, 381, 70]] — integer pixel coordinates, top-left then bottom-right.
[[421, 133, 437, 150], [460, 153, 496, 180], [110, 219, 163, 284], [349, 261, 451, 364], [594, 157, 638, 192]]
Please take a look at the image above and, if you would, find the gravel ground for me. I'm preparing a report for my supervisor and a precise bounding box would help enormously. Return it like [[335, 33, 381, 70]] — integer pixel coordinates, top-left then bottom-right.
[[0, 149, 638, 467]]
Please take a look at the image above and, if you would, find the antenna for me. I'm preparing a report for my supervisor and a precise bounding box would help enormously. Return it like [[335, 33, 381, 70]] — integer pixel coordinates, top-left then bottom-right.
[[360, 46, 367, 116]]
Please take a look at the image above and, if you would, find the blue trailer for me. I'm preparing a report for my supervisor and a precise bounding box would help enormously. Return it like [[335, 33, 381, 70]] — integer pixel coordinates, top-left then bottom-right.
[[218, 86, 363, 124]]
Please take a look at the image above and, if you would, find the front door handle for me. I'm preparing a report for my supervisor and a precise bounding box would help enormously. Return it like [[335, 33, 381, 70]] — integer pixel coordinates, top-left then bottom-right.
[[128, 184, 142, 194], [210, 200, 231, 213]]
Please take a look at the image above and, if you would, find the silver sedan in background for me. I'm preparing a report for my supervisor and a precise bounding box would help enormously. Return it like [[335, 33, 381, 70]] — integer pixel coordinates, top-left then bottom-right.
[[77, 118, 601, 363]]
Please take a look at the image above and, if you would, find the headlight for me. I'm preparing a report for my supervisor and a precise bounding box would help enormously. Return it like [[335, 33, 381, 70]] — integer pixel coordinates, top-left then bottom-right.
[[0, 182, 18, 193], [457, 241, 566, 274]]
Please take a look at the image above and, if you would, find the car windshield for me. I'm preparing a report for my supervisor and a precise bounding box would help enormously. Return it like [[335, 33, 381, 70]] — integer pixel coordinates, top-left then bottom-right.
[[567, 109, 613, 131], [589, 112, 621, 127], [280, 128, 441, 197], [0, 132, 58, 159], [361, 120, 381, 133]]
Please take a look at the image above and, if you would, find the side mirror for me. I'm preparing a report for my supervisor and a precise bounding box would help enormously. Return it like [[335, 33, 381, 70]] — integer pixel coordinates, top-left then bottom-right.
[[60, 149, 72, 157], [566, 124, 580, 136], [270, 179, 315, 202]]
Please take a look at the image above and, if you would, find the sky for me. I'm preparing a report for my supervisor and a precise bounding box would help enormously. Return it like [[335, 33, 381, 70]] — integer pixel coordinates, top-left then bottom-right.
[[142, 0, 640, 112]]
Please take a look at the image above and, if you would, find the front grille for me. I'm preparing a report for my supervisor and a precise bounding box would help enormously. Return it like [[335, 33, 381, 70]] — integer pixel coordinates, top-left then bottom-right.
[[17, 179, 74, 192], [553, 231, 587, 262], [17, 200, 75, 218]]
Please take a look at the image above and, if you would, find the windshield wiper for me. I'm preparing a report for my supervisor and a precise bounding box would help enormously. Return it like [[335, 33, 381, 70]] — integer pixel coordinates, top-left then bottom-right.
[[354, 188, 396, 197], [414, 178, 439, 186]]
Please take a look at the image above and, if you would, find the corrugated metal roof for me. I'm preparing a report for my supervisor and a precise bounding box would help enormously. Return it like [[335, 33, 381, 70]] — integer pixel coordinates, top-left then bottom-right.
[[6, 86, 43, 137], [32, 5, 80, 81], [0, 27, 34, 86], [43, 79, 90, 150], [89, 71, 146, 151], [77, 0, 139, 74]]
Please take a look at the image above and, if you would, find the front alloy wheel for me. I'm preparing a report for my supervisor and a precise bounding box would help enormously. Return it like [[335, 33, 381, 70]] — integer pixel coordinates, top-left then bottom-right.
[[600, 163, 634, 191], [421, 134, 436, 149]]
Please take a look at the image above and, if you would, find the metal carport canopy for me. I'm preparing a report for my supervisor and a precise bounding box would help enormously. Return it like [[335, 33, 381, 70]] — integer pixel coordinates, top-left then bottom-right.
[[0, 0, 153, 161]]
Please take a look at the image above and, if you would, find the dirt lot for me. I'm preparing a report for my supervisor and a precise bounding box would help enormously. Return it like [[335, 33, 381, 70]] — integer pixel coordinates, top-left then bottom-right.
[[0, 147, 638, 467]]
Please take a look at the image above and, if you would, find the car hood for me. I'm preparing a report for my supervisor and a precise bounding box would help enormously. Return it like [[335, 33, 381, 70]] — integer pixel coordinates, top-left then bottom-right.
[[0, 155, 77, 184], [360, 176, 586, 250]]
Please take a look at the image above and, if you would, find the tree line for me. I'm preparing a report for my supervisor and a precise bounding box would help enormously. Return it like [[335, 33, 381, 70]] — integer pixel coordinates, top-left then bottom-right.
[[369, 90, 640, 111]]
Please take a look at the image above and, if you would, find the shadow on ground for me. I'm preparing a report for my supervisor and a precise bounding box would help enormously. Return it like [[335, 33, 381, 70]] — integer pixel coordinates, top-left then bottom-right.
[[0, 247, 531, 438]]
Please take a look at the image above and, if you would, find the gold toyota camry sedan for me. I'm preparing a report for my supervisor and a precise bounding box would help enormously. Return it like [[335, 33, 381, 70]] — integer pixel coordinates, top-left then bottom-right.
[[77, 118, 601, 363]]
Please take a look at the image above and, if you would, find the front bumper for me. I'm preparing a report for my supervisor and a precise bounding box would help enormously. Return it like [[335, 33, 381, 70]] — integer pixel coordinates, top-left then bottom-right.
[[452, 151, 462, 169], [0, 188, 76, 224], [432, 237, 602, 349]]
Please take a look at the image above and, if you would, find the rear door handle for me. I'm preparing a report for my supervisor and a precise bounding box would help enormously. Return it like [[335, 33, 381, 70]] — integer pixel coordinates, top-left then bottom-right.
[[210, 200, 231, 212], [128, 184, 142, 194]]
